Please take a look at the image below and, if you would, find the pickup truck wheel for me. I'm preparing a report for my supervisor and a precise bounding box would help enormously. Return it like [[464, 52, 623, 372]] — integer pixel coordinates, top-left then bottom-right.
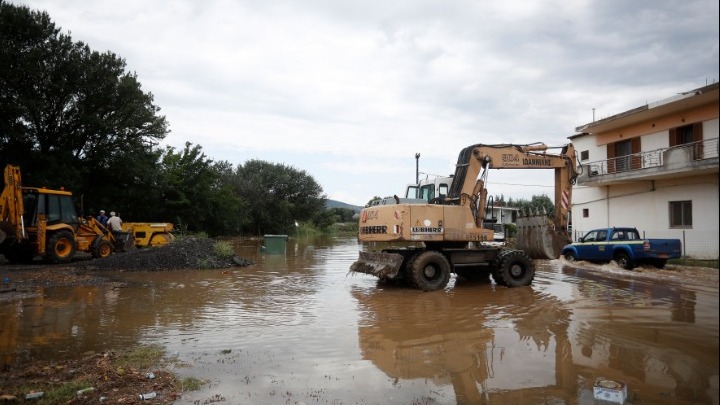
[[494, 250, 535, 287], [46, 231, 76, 263], [92, 240, 114, 258], [409, 251, 451, 291], [653, 259, 667, 269], [563, 251, 577, 262], [615, 252, 634, 270]]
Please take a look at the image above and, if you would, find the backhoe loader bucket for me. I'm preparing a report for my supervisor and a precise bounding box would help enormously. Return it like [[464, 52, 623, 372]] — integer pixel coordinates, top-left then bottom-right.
[[516, 211, 570, 260]]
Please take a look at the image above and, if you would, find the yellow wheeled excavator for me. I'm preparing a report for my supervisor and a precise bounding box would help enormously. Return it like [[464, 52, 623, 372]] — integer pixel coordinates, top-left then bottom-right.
[[351, 142, 578, 291]]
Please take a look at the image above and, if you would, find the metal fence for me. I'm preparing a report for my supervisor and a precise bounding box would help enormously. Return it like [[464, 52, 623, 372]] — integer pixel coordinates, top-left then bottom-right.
[[585, 137, 719, 177]]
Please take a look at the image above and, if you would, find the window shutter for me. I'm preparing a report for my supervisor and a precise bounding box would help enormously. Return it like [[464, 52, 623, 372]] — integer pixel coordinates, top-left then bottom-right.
[[607, 143, 616, 173], [669, 128, 679, 146], [631, 137, 641, 169]]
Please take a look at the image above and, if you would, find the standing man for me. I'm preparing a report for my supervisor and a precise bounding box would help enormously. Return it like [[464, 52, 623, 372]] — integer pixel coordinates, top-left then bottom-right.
[[106, 211, 122, 232], [96, 210, 108, 227]]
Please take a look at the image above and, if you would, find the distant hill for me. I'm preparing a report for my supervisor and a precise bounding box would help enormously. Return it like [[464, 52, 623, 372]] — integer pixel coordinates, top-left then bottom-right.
[[326, 199, 363, 213]]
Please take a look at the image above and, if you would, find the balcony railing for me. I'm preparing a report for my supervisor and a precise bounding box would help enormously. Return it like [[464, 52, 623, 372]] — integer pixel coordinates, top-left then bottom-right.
[[583, 137, 718, 178]]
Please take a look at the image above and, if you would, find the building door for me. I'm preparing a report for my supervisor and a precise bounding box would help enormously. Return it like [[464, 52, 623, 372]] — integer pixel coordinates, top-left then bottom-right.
[[614, 140, 632, 172]]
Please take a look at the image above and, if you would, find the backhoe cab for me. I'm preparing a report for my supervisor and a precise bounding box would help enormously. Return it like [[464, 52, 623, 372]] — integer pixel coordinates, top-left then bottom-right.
[[351, 143, 577, 291]]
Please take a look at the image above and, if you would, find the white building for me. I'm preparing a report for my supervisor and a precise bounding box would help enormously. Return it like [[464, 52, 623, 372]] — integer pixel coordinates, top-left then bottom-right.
[[569, 83, 719, 260]]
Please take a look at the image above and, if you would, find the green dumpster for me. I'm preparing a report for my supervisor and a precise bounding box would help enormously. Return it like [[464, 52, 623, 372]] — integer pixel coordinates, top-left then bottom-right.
[[263, 234, 288, 254]]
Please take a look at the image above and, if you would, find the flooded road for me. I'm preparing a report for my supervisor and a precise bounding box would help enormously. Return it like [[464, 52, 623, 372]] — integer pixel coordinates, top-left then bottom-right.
[[1, 236, 718, 404]]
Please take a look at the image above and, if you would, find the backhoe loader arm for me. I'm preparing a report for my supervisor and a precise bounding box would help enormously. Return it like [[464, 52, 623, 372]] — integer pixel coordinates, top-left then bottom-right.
[[0, 165, 25, 243]]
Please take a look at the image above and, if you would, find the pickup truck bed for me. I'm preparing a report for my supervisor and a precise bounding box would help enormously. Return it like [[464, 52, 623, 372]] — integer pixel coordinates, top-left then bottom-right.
[[561, 227, 682, 270]]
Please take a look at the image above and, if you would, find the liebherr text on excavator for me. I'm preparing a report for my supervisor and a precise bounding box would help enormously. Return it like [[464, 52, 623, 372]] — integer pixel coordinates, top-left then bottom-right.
[[351, 142, 578, 291]]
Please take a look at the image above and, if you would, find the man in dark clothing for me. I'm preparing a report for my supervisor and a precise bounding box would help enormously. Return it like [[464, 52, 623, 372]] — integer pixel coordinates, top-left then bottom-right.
[[97, 210, 109, 227]]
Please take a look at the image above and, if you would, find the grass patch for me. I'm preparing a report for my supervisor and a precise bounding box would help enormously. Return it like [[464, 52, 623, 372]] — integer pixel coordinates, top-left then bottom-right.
[[115, 344, 166, 370], [180, 377, 205, 391], [669, 258, 718, 269], [213, 240, 235, 258], [4, 344, 206, 403]]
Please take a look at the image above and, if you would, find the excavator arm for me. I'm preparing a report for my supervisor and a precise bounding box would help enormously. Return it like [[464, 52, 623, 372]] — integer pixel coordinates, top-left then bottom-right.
[[446, 143, 578, 258]]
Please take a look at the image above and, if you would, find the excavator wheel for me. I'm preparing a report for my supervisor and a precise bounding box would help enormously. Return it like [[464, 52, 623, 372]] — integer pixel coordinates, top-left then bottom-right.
[[92, 240, 114, 259], [46, 231, 76, 264], [409, 250, 451, 291], [493, 250, 534, 288]]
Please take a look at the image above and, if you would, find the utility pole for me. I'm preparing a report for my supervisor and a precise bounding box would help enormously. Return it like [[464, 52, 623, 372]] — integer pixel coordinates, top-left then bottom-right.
[[415, 153, 420, 184]]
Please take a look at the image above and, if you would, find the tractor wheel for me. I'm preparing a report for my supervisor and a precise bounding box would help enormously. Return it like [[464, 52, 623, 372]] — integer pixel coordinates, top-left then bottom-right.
[[615, 252, 634, 270], [46, 231, 76, 263], [92, 240, 114, 259], [493, 250, 535, 288], [149, 232, 173, 247], [409, 250, 451, 291]]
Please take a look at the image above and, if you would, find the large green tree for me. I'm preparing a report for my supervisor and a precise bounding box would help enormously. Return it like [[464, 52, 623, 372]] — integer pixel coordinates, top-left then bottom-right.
[[234, 160, 326, 235], [0, 1, 167, 212], [159, 142, 246, 236]]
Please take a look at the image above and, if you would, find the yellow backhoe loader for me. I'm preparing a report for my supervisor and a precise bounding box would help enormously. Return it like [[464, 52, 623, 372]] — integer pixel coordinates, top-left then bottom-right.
[[351, 143, 578, 291], [0, 164, 134, 263]]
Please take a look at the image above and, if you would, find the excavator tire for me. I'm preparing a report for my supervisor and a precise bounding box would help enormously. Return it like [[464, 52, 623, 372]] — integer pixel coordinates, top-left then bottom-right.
[[409, 250, 451, 291], [493, 250, 534, 288], [92, 240, 114, 259], [46, 231, 76, 264]]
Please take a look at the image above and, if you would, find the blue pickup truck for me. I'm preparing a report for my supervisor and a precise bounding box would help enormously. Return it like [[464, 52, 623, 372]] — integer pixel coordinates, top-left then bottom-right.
[[561, 227, 682, 270]]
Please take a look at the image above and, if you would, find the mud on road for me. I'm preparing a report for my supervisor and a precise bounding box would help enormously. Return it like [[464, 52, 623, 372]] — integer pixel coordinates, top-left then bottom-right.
[[0, 236, 253, 404]]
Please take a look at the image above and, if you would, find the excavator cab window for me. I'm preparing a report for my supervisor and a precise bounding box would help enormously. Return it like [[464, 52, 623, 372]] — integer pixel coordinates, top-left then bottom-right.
[[419, 185, 435, 201]]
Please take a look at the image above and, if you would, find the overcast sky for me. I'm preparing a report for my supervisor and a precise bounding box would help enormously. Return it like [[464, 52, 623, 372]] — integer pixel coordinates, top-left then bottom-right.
[[12, 0, 720, 206]]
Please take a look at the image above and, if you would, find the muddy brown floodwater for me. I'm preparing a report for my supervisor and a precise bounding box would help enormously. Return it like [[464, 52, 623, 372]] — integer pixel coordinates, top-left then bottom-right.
[[0, 236, 718, 404]]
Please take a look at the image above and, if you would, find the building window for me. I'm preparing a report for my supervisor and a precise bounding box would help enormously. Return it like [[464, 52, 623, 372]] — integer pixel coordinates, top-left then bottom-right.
[[580, 150, 589, 161], [670, 123, 704, 159], [582, 208, 589, 218], [607, 138, 641, 173], [669, 201, 692, 228]]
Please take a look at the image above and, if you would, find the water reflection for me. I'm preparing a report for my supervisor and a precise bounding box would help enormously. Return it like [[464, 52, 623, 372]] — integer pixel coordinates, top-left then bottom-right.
[[0, 238, 717, 404], [353, 281, 577, 404]]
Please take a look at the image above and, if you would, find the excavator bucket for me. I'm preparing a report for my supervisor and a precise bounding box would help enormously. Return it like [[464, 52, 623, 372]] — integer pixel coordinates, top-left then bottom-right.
[[350, 251, 405, 280], [516, 211, 570, 260]]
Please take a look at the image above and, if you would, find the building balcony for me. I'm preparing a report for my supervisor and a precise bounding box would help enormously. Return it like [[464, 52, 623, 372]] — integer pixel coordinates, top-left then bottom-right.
[[577, 137, 719, 186]]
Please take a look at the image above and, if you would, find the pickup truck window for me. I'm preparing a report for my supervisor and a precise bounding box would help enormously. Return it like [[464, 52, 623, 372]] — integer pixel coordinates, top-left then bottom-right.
[[612, 231, 626, 240], [583, 230, 606, 242]]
